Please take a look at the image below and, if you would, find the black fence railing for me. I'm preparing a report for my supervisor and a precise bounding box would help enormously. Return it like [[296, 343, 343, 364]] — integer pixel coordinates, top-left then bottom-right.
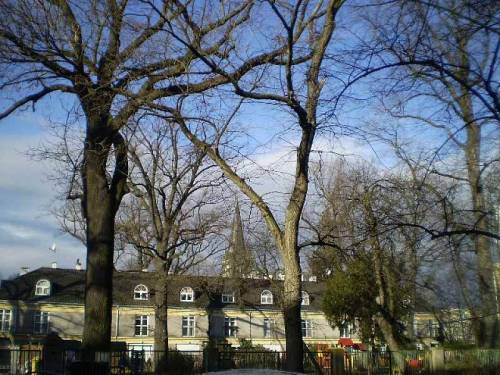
[[345, 349, 500, 375], [3, 348, 497, 374], [0, 348, 332, 374]]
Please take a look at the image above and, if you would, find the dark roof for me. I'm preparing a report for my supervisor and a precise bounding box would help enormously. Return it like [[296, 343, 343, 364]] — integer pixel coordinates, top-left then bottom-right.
[[0, 268, 325, 311]]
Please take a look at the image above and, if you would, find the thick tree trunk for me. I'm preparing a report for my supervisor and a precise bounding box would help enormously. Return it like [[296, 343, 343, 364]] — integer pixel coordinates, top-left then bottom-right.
[[154, 260, 169, 373], [80, 107, 128, 352], [468, 163, 500, 348], [282, 238, 304, 372], [368, 204, 405, 351], [464, 121, 498, 348], [81, 138, 115, 351], [374, 315, 401, 351]]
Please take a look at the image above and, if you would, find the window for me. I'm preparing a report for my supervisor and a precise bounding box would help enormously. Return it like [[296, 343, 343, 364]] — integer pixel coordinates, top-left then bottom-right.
[[301, 291, 310, 306], [33, 311, 49, 334], [260, 290, 273, 305], [35, 280, 51, 296], [301, 320, 313, 338], [0, 310, 11, 332], [180, 287, 194, 302], [135, 315, 149, 336], [182, 316, 195, 337], [134, 284, 149, 300], [340, 322, 353, 338], [263, 318, 274, 338], [222, 292, 235, 303], [224, 317, 237, 337], [428, 320, 436, 337]]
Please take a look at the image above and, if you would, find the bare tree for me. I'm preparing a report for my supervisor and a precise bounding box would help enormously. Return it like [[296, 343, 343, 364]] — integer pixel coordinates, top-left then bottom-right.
[[122, 118, 228, 371], [367, 0, 500, 347], [148, 1, 344, 370], [44, 114, 228, 369], [0, 0, 288, 350], [311, 161, 422, 350]]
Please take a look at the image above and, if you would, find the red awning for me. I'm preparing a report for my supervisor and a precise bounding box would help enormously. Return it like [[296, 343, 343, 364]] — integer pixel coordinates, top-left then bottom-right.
[[338, 338, 354, 347], [351, 343, 367, 351]]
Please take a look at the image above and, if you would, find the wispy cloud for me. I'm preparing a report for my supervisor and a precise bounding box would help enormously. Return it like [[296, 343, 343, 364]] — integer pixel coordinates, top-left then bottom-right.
[[0, 117, 85, 278]]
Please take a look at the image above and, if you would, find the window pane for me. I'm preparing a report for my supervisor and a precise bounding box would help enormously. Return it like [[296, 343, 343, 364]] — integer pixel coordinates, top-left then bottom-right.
[[182, 316, 195, 337], [301, 320, 313, 338], [135, 315, 148, 336], [0, 310, 10, 332], [224, 317, 237, 337], [33, 312, 49, 334], [263, 318, 273, 338]]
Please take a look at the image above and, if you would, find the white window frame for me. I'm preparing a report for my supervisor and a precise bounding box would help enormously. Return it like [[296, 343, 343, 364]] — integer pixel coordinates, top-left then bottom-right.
[[301, 319, 313, 338], [263, 318, 274, 338], [224, 317, 237, 337], [33, 311, 49, 334], [35, 279, 51, 296], [260, 290, 273, 305], [340, 322, 352, 338], [135, 315, 149, 336], [0, 309, 11, 332], [301, 291, 310, 306], [180, 287, 194, 302], [181, 316, 196, 337], [134, 284, 149, 300], [222, 292, 235, 304]]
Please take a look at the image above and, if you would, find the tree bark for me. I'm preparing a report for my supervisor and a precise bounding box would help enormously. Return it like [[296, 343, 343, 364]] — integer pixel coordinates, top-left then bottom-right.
[[81, 135, 115, 351], [154, 259, 169, 373], [80, 108, 128, 351], [366, 198, 404, 351], [281, 243, 303, 372], [374, 315, 401, 352], [464, 117, 498, 348]]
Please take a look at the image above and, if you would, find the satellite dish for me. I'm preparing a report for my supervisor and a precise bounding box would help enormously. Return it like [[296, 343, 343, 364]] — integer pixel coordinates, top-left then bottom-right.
[[49, 243, 57, 253]]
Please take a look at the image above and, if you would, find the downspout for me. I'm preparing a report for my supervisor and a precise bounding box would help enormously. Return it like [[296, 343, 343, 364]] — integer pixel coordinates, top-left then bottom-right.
[[115, 305, 120, 339]]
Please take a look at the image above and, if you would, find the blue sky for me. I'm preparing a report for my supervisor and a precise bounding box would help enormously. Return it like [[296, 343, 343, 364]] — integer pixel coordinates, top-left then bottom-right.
[[0, 91, 378, 280], [0, 109, 85, 279]]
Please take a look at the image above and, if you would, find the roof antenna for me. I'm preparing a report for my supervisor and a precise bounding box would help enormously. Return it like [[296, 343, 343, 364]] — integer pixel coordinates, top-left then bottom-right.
[[49, 243, 57, 253]]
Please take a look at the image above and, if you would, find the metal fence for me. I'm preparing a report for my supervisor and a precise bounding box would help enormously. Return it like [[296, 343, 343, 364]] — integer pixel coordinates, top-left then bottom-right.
[[1, 348, 498, 374], [442, 349, 500, 374], [345, 349, 500, 375], [0, 348, 332, 374]]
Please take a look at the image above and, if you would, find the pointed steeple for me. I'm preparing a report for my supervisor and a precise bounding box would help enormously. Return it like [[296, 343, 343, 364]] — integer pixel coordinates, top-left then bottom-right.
[[222, 201, 255, 278], [230, 201, 245, 254]]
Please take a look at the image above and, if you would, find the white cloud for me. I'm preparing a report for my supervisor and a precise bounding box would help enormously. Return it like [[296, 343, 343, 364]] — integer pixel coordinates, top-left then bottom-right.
[[0, 223, 44, 240], [0, 118, 85, 279]]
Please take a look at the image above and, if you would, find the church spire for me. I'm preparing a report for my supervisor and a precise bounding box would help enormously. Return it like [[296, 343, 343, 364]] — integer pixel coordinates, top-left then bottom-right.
[[222, 201, 255, 278]]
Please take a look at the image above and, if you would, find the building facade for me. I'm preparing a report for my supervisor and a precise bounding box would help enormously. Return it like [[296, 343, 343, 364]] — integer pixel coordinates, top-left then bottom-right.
[[0, 267, 351, 352]]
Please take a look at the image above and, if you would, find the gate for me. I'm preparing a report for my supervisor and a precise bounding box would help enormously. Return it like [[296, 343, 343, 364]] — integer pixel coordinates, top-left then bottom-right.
[[346, 350, 392, 374], [217, 350, 332, 374]]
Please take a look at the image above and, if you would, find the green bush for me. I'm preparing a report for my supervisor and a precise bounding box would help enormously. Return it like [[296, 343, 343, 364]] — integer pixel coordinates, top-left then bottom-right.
[[166, 351, 195, 375]]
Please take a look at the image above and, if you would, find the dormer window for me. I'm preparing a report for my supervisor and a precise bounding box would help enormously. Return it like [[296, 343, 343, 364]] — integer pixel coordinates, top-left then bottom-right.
[[222, 292, 235, 303], [260, 290, 273, 305], [301, 291, 310, 306], [134, 285, 149, 300], [35, 279, 51, 296], [180, 287, 194, 302]]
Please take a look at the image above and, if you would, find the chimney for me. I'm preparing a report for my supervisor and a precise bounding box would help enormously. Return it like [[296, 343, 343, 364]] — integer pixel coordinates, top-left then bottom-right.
[[51, 262, 57, 269], [75, 259, 82, 271], [20, 266, 30, 275]]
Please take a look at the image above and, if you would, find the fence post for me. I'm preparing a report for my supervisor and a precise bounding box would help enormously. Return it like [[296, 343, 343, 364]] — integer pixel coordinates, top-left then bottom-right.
[[332, 349, 345, 375], [430, 348, 444, 373]]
